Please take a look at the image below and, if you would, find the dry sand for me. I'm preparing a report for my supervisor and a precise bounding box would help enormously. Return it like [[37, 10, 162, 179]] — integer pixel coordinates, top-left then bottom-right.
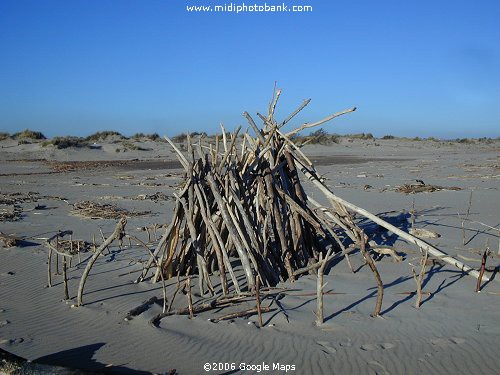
[[0, 137, 499, 374]]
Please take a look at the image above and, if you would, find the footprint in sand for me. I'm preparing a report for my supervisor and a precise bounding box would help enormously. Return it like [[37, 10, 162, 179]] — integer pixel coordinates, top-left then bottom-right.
[[431, 337, 466, 346], [367, 361, 390, 375], [0, 320, 9, 327], [361, 342, 395, 351], [339, 340, 352, 348], [8, 338, 24, 345], [380, 342, 395, 349], [316, 341, 337, 354]]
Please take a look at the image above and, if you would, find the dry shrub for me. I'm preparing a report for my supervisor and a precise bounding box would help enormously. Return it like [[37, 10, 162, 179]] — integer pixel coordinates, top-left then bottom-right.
[[11, 129, 46, 140]]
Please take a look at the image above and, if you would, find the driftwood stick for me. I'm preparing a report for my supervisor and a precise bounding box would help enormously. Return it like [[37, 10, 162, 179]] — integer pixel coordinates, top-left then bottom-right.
[[124, 296, 159, 321], [150, 296, 254, 326], [212, 307, 274, 323], [163, 136, 189, 171], [476, 249, 489, 293], [47, 247, 53, 287], [359, 231, 383, 316], [294, 157, 491, 282], [293, 251, 344, 277], [62, 256, 69, 300], [268, 87, 281, 121], [462, 190, 473, 245], [186, 277, 194, 319], [280, 99, 311, 128], [137, 199, 181, 283], [176, 194, 214, 296], [167, 277, 183, 312], [193, 183, 229, 294], [243, 111, 266, 145], [411, 249, 428, 308], [127, 234, 168, 313], [206, 174, 255, 289], [286, 107, 357, 137], [77, 217, 127, 306], [315, 249, 333, 326], [256, 275, 263, 327]]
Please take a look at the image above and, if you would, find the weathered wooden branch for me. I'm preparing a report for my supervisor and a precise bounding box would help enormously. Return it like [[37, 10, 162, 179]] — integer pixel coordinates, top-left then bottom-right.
[[411, 249, 428, 308], [315, 249, 333, 326], [358, 231, 383, 316], [256, 275, 263, 327], [77, 217, 127, 306], [124, 296, 160, 321], [212, 306, 274, 323]]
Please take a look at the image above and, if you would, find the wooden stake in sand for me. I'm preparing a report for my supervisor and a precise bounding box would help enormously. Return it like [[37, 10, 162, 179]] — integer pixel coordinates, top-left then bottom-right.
[[358, 231, 384, 317], [315, 249, 333, 326], [256, 275, 263, 327], [186, 277, 194, 319], [476, 249, 489, 293], [411, 249, 428, 308]]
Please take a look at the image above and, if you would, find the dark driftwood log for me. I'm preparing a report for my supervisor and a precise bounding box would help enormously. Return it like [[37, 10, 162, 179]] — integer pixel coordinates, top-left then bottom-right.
[[256, 276, 263, 327], [212, 306, 274, 323], [476, 250, 489, 293], [124, 296, 160, 321], [62, 256, 69, 300], [149, 295, 254, 327]]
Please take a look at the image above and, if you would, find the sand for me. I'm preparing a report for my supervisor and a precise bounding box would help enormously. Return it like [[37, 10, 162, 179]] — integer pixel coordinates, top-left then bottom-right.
[[0, 136, 499, 374]]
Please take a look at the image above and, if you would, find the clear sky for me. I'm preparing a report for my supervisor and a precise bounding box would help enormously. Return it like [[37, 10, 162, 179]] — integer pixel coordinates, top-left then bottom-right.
[[0, 0, 498, 138]]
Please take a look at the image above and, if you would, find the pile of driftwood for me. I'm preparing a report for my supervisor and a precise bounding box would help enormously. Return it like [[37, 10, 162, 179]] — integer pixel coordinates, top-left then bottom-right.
[[134, 93, 362, 297], [395, 183, 462, 194], [73, 90, 490, 325], [71, 201, 150, 219], [136, 91, 487, 316]]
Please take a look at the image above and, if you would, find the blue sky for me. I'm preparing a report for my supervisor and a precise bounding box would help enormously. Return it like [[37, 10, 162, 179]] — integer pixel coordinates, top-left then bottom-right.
[[0, 0, 498, 138]]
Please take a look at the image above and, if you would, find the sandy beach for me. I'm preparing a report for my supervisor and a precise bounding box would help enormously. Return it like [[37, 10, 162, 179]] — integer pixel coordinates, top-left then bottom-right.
[[1, 135, 499, 374]]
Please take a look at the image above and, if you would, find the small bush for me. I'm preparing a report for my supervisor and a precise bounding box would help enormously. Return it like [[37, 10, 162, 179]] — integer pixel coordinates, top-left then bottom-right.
[[191, 131, 208, 137], [456, 138, 474, 144], [382, 135, 395, 140], [172, 133, 188, 143], [427, 137, 439, 142], [12, 129, 46, 140], [132, 132, 161, 141], [42, 136, 90, 149], [299, 128, 340, 145], [17, 139, 32, 145], [0, 132, 9, 141], [346, 133, 374, 140], [119, 141, 149, 151], [478, 137, 494, 144], [85, 131, 125, 142]]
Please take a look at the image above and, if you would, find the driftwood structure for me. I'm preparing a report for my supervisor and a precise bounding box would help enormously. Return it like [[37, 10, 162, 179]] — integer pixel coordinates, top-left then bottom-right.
[[69, 89, 493, 327], [133, 89, 488, 303]]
